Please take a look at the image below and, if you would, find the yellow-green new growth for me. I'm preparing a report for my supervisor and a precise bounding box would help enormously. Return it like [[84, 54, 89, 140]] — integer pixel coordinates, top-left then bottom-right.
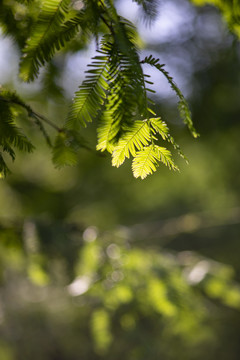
[[110, 117, 179, 179], [132, 144, 178, 179]]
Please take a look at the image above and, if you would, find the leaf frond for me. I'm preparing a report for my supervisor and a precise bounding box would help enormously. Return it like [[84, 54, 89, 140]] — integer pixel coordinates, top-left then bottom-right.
[[96, 112, 119, 153], [132, 144, 178, 179], [52, 132, 78, 167], [143, 55, 199, 138], [112, 121, 151, 167], [149, 117, 188, 162], [132, 0, 159, 22], [66, 46, 110, 129], [0, 88, 53, 147], [149, 117, 169, 140], [19, 0, 85, 81], [52, 129, 90, 167], [0, 101, 34, 153], [0, 99, 34, 175]]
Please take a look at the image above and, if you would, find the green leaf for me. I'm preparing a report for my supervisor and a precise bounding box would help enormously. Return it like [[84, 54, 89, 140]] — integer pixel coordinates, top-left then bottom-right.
[[96, 113, 120, 153], [149, 117, 188, 162], [132, 144, 178, 179], [112, 121, 151, 167], [66, 50, 109, 129], [149, 117, 169, 140], [52, 132, 78, 167], [143, 55, 199, 138], [0, 101, 34, 153], [132, 0, 158, 21], [0, 98, 34, 176], [95, 38, 146, 150], [0, 88, 52, 147], [52, 129, 89, 167], [19, 0, 82, 81]]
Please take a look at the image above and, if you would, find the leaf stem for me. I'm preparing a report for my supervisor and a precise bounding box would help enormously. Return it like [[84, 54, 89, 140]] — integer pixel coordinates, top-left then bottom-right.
[[29, 110, 61, 132], [0, 94, 62, 132], [99, 0, 115, 35]]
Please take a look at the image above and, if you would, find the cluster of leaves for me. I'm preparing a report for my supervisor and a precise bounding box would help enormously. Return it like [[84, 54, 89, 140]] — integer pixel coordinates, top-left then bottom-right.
[[0, 90, 34, 176], [0, 0, 199, 179]]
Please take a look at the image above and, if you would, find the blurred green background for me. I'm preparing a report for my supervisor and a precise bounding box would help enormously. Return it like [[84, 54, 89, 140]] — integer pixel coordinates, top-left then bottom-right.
[[1, 0, 240, 359]]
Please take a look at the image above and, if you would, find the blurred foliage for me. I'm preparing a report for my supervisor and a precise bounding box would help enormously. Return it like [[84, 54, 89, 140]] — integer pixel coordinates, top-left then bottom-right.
[[1, 218, 240, 360], [191, 0, 240, 38]]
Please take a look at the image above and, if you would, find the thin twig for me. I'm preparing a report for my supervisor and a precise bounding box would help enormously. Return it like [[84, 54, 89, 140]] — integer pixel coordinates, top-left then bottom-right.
[[29, 110, 62, 132], [0, 95, 62, 132]]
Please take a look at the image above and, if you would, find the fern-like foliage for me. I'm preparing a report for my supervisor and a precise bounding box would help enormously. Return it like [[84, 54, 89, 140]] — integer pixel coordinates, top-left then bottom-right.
[[94, 12, 148, 152], [67, 12, 146, 142], [64, 9, 190, 178], [96, 41, 145, 151], [142, 55, 199, 138], [0, 0, 38, 47], [20, 0, 70, 80], [66, 43, 110, 129], [0, 89, 54, 146], [111, 117, 179, 179], [0, 97, 34, 176], [132, 144, 178, 179], [132, 0, 158, 21], [19, 0, 88, 81], [52, 131, 78, 167], [0, 0, 198, 179], [112, 121, 151, 167], [52, 129, 91, 167]]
